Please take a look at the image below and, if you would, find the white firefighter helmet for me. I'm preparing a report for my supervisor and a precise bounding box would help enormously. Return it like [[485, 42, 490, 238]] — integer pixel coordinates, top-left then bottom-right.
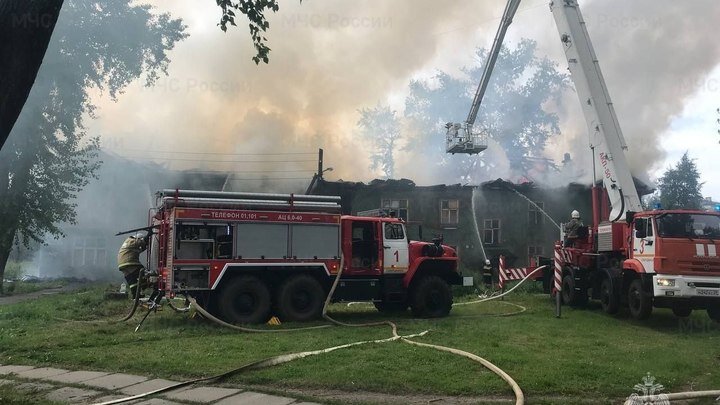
[[571, 210, 580, 219], [485, 260, 491, 266], [134, 231, 147, 239]]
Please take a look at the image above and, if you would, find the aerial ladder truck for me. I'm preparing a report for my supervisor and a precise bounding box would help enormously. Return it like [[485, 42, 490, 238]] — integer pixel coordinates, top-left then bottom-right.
[[451, 0, 720, 320]]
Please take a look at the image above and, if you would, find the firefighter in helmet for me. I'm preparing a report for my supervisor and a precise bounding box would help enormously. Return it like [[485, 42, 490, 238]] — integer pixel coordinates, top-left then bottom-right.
[[482, 259, 492, 286], [564, 210, 583, 247], [117, 232, 149, 298]]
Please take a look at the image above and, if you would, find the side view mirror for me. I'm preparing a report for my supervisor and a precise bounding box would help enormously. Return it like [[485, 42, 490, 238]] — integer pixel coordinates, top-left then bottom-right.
[[626, 211, 635, 224]]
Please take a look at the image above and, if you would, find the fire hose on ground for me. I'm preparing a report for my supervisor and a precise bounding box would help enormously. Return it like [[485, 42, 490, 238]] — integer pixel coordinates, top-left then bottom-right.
[[97, 260, 539, 405], [97, 262, 720, 405]]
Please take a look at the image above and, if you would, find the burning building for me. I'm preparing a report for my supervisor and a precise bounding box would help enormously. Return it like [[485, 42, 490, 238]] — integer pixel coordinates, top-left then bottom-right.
[[310, 177, 650, 272]]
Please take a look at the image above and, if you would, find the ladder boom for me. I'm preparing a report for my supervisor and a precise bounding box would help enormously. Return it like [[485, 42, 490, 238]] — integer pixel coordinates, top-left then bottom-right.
[[466, 0, 522, 128], [550, 0, 643, 221]]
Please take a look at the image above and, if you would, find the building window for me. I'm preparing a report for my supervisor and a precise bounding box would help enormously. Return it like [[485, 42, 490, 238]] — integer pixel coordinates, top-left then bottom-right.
[[72, 237, 107, 267], [528, 245, 544, 257], [483, 219, 500, 245], [382, 199, 409, 221], [440, 199, 459, 224], [528, 201, 545, 225]]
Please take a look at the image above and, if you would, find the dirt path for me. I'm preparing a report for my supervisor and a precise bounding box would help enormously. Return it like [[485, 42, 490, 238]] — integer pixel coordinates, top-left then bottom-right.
[[0, 283, 83, 305]]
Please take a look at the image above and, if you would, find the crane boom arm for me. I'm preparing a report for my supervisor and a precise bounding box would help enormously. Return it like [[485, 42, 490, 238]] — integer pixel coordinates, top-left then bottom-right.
[[466, 0, 522, 128], [550, 0, 643, 221]]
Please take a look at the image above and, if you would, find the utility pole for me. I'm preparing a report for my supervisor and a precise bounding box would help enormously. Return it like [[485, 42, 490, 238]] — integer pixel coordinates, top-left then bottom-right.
[[305, 148, 325, 195], [317, 148, 324, 179]]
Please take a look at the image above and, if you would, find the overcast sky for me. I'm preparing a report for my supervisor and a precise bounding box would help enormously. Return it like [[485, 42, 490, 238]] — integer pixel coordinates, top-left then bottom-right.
[[81, 0, 720, 198]]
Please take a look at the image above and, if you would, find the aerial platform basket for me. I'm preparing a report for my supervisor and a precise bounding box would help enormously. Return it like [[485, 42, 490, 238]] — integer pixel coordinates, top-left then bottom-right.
[[445, 122, 488, 155]]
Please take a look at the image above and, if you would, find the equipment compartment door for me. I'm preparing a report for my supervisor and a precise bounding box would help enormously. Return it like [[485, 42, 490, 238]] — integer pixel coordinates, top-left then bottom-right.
[[382, 222, 409, 274]]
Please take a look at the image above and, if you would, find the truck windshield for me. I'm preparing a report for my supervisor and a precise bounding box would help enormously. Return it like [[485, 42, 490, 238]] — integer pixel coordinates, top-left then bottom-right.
[[656, 213, 720, 239]]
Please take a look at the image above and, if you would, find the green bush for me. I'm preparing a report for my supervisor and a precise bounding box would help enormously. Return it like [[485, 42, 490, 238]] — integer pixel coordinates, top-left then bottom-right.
[[4, 261, 25, 280]]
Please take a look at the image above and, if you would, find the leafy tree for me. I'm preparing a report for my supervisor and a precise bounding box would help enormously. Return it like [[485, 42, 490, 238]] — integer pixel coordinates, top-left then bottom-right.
[[0, 0, 187, 292], [1, 0, 287, 152], [215, 0, 282, 64], [656, 152, 704, 209], [0, 0, 64, 151], [358, 105, 401, 179], [402, 39, 568, 183]]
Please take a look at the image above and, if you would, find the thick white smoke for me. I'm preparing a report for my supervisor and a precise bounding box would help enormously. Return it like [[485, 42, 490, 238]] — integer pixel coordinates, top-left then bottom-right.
[[81, 0, 720, 189]]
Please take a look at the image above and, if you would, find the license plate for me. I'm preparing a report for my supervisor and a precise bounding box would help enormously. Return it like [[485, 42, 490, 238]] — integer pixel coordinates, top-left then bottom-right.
[[697, 289, 719, 296]]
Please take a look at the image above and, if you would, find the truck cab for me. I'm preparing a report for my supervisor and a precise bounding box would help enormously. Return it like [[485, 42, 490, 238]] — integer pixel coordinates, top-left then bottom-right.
[[627, 210, 720, 317], [337, 216, 461, 315]]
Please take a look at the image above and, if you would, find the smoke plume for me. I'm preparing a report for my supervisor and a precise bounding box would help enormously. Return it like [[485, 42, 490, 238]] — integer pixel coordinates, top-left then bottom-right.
[[82, 0, 720, 187]]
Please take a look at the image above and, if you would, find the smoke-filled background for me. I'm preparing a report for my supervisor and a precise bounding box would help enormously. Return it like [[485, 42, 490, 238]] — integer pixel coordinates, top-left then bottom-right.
[[8, 0, 720, 279], [86, 0, 720, 188]]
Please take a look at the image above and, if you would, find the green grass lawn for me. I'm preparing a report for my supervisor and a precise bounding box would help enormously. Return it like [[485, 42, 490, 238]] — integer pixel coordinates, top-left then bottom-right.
[[0, 284, 719, 403]]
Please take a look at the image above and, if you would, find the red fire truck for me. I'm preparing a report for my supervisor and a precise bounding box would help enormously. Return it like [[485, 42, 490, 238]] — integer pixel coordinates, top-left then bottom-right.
[[465, 0, 720, 320], [148, 189, 462, 324]]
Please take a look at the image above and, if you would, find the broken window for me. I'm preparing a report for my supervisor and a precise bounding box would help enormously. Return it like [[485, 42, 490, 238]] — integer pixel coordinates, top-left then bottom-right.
[[528, 245, 544, 257], [528, 201, 544, 226], [440, 199, 459, 224], [381, 198, 409, 221], [483, 219, 500, 245]]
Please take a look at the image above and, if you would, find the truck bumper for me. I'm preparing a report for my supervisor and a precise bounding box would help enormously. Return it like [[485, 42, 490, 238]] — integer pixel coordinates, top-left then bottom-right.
[[652, 274, 720, 303]]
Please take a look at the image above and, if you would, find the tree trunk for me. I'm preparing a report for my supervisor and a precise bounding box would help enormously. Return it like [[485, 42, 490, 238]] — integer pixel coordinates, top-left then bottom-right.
[[0, 242, 10, 294], [0, 0, 64, 151]]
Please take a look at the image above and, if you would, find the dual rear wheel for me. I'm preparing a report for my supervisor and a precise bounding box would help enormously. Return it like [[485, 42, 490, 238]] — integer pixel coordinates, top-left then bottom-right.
[[216, 274, 454, 323], [597, 276, 652, 320], [217, 274, 325, 324]]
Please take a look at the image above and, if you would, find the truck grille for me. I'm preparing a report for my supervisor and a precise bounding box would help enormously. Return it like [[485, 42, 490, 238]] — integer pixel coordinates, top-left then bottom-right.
[[597, 228, 612, 252], [677, 260, 720, 273]]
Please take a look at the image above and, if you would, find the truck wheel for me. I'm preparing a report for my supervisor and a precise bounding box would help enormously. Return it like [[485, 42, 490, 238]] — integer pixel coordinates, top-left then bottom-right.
[[218, 275, 271, 324], [374, 301, 409, 313], [561, 274, 587, 307], [600, 277, 619, 314], [627, 279, 652, 320], [276, 275, 325, 322], [707, 307, 720, 323], [672, 305, 692, 318], [411, 276, 452, 318]]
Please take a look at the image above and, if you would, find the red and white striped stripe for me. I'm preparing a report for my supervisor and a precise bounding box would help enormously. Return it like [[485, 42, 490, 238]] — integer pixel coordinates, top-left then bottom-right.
[[498, 255, 532, 290], [553, 243, 563, 294]]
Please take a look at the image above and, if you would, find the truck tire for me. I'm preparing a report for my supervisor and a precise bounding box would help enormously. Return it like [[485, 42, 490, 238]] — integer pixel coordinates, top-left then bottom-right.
[[672, 305, 692, 318], [374, 301, 409, 313], [600, 277, 619, 315], [276, 275, 325, 322], [218, 275, 271, 324], [627, 279, 652, 320], [708, 307, 720, 323], [561, 274, 587, 307], [410, 276, 452, 318]]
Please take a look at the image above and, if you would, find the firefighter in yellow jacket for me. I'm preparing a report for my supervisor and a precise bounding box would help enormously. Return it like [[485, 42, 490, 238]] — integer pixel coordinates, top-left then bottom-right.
[[118, 232, 149, 297]]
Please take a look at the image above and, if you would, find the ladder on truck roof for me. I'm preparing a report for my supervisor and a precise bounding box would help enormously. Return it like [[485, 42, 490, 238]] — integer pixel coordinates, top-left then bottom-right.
[[155, 189, 342, 213]]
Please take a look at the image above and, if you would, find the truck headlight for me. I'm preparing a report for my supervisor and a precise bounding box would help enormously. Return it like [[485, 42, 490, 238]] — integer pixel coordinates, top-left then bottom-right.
[[656, 278, 675, 287]]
